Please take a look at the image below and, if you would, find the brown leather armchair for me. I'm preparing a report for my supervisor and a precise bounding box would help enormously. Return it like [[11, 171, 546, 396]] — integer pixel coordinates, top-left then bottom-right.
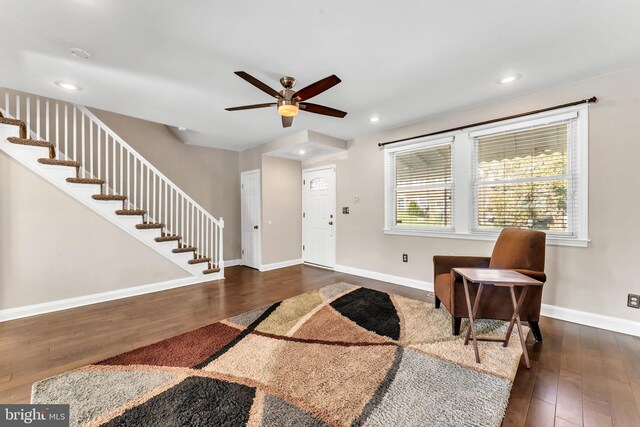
[[433, 228, 546, 341]]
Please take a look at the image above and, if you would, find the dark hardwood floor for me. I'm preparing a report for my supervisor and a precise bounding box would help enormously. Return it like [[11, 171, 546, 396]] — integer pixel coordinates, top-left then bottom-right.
[[1, 265, 638, 426]]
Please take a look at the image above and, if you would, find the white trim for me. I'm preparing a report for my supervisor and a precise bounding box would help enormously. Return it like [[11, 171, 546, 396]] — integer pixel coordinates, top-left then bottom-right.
[[259, 258, 303, 272], [382, 104, 590, 246], [334, 264, 639, 337], [383, 229, 590, 247], [334, 264, 433, 292], [301, 163, 337, 173], [384, 137, 455, 235], [576, 107, 589, 242], [541, 304, 640, 337], [224, 259, 241, 267], [0, 276, 208, 322]]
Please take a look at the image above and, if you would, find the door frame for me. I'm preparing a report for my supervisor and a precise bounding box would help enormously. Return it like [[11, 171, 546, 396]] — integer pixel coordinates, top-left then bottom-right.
[[240, 169, 261, 269], [302, 164, 337, 269]]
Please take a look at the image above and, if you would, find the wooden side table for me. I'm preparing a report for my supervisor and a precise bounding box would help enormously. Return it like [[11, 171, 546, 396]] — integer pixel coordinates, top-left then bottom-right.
[[452, 268, 543, 368]]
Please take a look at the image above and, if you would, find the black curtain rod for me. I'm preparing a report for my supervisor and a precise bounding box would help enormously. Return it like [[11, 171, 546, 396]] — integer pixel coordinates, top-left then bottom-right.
[[378, 96, 598, 148]]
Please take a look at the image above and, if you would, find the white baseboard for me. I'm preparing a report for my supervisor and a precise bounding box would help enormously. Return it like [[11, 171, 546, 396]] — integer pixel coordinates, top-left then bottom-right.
[[259, 258, 303, 272], [541, 304, 640, 337], [224, 259, 241, 267], [334, 264, 434, 292], [0, 276, 208, 322], [334, 264, 639, 337]]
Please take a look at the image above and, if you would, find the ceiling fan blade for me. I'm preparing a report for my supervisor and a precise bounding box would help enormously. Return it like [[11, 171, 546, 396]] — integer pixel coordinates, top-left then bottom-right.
[[282, 115, 293, 128], [299, 102, 347, 118], [293, 75, 341, 102], [225, 103, 276, 111], [234, 71, 281, 98]]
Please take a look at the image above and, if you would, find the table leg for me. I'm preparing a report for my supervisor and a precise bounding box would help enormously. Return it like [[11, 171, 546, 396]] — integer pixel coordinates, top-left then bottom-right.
[[462, 277, 480, 363], [464, 283, 484, 345], [504, 286, 528, 347], [508, 286, 530, 368]]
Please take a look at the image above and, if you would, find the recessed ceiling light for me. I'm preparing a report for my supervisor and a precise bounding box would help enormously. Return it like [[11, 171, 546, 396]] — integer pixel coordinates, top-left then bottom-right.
[[178, 126, 187, 132], [369, 116, 380, 123], [499, 74, 521, 84], [69, 46, 92, 59], [54, 81, 82, 91], [297, 149, 307, 155]]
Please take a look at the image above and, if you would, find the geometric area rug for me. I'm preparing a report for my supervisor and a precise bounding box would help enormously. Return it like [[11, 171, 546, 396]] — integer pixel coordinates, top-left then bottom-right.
[[31, 283, 526, 427]]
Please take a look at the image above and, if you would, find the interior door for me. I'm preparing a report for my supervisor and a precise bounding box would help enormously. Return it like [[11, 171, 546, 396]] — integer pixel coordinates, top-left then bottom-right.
[[302, 166, 336, 268], [241, 170, 261, 269]]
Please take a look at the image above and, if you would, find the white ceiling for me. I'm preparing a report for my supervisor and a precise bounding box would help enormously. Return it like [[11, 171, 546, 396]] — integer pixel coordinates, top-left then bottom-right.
[[1, 1, 639, 151]]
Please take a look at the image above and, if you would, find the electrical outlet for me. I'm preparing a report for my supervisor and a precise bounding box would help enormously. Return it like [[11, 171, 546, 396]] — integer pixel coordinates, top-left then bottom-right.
[[342, 207, 349, 214], [628, 294, 640, 309], [402, 254, 408, 263]]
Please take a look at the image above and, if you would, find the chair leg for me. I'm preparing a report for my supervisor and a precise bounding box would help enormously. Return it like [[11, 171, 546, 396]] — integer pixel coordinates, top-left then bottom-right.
[[435, 296, 441, 309], [452, 317, 462, 335], [529, 321, 543, 342]]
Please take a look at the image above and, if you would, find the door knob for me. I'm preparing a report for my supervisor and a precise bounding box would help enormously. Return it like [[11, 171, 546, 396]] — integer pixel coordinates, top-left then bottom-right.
[[328, 221, 333, 225], [254, 225, 259, 229]]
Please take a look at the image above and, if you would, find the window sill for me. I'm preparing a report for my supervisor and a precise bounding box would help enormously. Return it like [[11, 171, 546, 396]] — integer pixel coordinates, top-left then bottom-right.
[[383, 228, 590, 247]]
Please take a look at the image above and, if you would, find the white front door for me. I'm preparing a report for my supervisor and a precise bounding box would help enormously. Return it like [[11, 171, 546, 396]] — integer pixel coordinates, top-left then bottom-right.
[[302, 166, 336, 268], [241, 170, 261, 269]]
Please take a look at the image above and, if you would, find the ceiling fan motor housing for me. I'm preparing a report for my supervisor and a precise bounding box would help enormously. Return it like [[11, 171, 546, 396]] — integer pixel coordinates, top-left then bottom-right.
[[280, 76, 296, 89]]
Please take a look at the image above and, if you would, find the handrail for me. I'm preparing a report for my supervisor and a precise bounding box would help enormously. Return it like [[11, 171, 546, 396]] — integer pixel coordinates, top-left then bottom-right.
[[1, 89, 224, 273], [76, 106, 223, 228]]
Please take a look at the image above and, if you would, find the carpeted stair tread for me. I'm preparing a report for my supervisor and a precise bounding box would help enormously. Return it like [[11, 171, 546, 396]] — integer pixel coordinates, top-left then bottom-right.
[[7, 137, 55, 158], [188, 257, 211, 265], [115, 209, 146, 216], [38, 158, 80, 168], [67, 177, 105, 185], [203, 267, 221, 274], [172, 246, 196, 253], [92, 194, 127, 201], [0, 117, 27, 138], [136, 222, 164, 230], [155, 235, 181, 242]]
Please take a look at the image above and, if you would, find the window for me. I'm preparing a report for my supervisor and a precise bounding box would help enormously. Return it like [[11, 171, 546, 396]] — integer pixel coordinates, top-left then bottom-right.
[[472, 117, 577, 235], [385, 137, 453, 232], [384, 106, 589, 246], [310, 177, 328, 190]]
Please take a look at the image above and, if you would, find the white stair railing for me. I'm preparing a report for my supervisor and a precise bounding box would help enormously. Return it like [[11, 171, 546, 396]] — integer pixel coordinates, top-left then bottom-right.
[[1, 89, 224, 275]]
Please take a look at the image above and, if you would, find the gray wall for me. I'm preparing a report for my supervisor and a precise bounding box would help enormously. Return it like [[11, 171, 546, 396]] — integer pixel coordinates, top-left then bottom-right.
[[1, 89, 242, 310], [0, 152, 188, 310], [314, 66, 640, 323], [261, 156, 302, 265], [239, 141, 303, 267], [90, 108, 241, 261]]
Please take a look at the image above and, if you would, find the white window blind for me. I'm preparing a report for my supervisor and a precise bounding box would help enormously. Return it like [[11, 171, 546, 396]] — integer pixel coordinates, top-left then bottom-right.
[[387, 141, 453, 229], [471, 116, 578, 236]]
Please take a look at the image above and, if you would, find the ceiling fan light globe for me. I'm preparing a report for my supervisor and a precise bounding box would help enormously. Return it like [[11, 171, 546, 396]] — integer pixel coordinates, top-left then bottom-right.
[[278, 104, 299, 117]]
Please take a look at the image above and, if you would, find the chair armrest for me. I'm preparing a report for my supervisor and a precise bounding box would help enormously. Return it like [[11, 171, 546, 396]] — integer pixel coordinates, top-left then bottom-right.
[[433, 255, 491, 277], [512, 269, 547, 283]]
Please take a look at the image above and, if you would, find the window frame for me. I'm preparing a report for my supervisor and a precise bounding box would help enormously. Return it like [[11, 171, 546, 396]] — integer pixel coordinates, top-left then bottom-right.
[[384, 135, 455, 235], [383, 105, 589, 247]]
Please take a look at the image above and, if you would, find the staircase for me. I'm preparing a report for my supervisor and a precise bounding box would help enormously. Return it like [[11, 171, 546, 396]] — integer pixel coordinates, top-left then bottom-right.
[[0, 89, 224, 279]]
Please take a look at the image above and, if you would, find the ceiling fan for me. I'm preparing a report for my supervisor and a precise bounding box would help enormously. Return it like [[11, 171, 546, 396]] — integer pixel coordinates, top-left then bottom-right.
[[225, 71, 347, 128]]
